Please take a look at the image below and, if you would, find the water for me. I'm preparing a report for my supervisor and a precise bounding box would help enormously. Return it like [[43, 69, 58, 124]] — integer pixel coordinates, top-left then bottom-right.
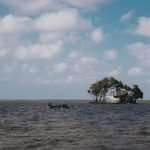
[[0, 100, 150, 150]]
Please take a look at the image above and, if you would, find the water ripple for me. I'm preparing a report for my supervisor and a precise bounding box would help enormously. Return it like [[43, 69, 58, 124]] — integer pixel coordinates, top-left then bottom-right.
[[0, 101, 150, 150]]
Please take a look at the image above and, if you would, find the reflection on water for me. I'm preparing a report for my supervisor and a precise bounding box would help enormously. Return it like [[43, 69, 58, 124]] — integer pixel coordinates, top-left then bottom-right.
[[0, 100, 150, 150]]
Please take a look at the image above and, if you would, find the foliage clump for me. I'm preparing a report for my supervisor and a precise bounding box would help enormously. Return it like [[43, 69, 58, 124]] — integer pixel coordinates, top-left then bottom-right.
[[88, 77, 143, 103]]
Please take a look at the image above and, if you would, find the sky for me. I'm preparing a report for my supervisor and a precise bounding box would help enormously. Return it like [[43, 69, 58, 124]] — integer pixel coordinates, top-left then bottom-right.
[[0, 0, 150, 99]]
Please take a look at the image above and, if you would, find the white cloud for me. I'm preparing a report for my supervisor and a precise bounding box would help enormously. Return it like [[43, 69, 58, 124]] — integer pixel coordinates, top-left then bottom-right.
[[70, 55, 101, 80], [22, 64, 39, 74], [65, 75, 82, 83], [62, 0, 110, 9], [120, 10, 134, 22], [0, 64, 19, 81], [0, 9, 91, 37], [127, 42, 150, 66], [128, 67, 142, 76], [146, 79, 150, 84], [108, 67, 122, 77], [66, 75, 75, 83], [43, 52, 101, 84], [0, 48, 8, 57], [35, 9, 91, 32], [3, 65, 14, 74], [0, 0, 111, 15], [68, 51, 80, 59], [103, 49, 118, 60], [81, 56, 98, 64], [131, 17, 150, 37], [91, 27, 104, 43], [0, 14, 31, 34], [53, 63, 68, 73], [64, 32, 81, 44], [68, 51, 99, 65], [39, 32, 64, 43], [15, 41, 63, 59], [1, 0, 51, 15], [33, 77, 51, 85]]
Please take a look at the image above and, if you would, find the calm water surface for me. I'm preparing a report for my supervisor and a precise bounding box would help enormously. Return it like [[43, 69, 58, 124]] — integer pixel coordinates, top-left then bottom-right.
[[0, 100, 150, 150]]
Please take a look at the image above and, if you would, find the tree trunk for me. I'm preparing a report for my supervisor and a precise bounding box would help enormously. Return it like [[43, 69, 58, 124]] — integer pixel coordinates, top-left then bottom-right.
[[95, 95, 98, 103]]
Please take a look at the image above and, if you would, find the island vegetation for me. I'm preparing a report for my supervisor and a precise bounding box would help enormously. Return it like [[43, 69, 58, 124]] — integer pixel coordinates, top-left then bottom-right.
[[88, 77, 143, 104]]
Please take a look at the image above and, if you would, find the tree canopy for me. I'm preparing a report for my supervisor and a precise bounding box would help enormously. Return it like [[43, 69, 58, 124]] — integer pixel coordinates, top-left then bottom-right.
[[88, 77, 143, 103]]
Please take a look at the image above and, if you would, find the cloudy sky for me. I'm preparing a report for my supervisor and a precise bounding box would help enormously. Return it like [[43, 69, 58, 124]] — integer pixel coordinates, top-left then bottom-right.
[[0, 0, 150, 99]]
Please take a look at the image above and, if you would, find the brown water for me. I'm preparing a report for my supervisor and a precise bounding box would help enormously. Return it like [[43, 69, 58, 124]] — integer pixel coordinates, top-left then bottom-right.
[[0, 100, 150, 150]]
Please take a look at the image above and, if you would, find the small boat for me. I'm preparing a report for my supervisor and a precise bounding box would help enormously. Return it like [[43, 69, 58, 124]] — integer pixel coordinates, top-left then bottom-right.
[[48, 102, 69, 109]]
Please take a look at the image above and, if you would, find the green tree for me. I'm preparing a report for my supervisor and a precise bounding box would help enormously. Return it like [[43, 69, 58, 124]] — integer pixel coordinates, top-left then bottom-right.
[[88, 77, 143, 103], [88, 81, 102, 102], [88, 77, 122, 102], [132, 84, 143, 103]]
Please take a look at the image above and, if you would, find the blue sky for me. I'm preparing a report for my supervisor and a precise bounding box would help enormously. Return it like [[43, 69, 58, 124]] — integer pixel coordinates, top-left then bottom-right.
[[0, 0, 150, 99]]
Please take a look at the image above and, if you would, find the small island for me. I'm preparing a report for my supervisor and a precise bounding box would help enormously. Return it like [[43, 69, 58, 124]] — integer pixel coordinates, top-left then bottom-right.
[[88, 77, 143, 104]]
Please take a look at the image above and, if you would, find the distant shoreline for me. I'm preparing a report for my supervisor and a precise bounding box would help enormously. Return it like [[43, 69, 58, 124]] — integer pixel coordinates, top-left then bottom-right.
[[0, 99, 91, 101], [0, 99, 91, 104], [137, 100, 150, 104], [0, 99, 150, 104]]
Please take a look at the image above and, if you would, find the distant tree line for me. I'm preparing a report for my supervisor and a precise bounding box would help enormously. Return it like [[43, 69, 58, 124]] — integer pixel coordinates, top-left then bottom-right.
[[88, 77, 143, 104]]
